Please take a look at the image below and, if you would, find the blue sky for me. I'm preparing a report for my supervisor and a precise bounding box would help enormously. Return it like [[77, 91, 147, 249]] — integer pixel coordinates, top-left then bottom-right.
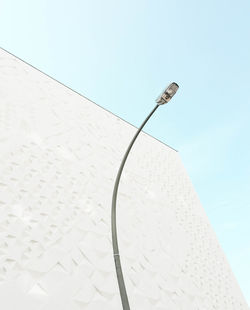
[[0, 0, 249, 304]]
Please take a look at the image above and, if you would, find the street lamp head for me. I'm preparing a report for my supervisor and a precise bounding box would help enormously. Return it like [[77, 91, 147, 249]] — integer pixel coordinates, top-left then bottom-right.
[[156, 82, 179, 105]]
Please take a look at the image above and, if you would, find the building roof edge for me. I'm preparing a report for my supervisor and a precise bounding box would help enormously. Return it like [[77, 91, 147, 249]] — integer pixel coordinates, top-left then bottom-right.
[[0, 46, 178, 153]]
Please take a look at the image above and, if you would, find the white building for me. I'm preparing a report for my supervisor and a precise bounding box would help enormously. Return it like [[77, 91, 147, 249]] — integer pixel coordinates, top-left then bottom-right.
[[0, 48, 248, 310]]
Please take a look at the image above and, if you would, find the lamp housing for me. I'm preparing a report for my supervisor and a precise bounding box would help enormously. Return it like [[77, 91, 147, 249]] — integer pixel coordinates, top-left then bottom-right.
[[156, 82, 179, 105]]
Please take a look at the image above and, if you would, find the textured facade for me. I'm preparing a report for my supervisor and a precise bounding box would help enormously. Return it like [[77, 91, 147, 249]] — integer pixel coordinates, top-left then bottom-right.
[[0, 48, 248, 309]]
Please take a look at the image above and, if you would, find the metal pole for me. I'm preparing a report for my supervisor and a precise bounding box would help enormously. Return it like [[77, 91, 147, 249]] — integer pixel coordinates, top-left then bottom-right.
[[111, 104, 160, 310]]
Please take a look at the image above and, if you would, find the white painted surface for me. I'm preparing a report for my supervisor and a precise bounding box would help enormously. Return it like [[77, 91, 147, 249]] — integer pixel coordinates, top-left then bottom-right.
[[0, 48, 248, 309]]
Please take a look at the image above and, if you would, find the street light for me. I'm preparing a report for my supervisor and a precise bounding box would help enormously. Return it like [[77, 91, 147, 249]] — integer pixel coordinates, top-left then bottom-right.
[[111, 82, 179, 310]]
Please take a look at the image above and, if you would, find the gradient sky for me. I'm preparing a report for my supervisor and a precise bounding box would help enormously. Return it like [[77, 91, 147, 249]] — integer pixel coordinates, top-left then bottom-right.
[[0, 0, 249, 304]]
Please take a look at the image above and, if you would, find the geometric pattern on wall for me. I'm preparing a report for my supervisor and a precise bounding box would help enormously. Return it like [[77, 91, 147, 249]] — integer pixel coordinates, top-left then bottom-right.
[[0, 48, 248, 309]]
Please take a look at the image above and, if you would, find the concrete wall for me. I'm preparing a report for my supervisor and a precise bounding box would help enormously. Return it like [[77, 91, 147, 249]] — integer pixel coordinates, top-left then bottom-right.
[[0, 48, 248, 309]]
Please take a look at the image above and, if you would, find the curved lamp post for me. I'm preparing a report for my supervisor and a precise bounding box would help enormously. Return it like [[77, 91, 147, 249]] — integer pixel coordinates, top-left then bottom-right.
[[111, 82, 179, 310]]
